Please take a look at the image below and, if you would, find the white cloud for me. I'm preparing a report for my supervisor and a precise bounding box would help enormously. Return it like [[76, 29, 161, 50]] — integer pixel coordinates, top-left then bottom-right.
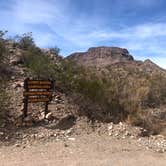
[[14, 0, 67, 23], [88, 23, 166, 40]]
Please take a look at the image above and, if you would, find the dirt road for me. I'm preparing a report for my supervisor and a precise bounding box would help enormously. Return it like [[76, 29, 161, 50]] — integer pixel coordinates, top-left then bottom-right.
[[0, 133, 165, 166]]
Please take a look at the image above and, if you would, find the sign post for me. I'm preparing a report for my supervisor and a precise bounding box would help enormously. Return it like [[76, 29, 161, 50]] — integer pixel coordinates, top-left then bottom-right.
[[23, 78, 54, 118]]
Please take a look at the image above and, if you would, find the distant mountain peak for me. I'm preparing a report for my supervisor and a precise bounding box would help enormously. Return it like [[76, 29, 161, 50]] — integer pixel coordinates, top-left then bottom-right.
[[143, 59, 165, 72], [67, 46, 134, 67]]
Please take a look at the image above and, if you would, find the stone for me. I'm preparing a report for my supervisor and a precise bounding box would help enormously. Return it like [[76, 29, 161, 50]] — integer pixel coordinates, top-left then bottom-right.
[[64, 143, 69, 147], [119, 122, 123, 126], [114, 133, 119, 137], [15, 144, 21, 147], [23, 134, 28, 139], [156, 149, 165, 153], [39, 112, 45, 121], [11, 76, 15, 80], [45, 112, 53, 120], [5, 136, 9, 140], [19, 105, 24, 112], [38, 134, 44, 139], [10, 55, 23, 65], [68, 137, 75, 141], [108, 124, 113, 130], [108, 132, 112, 136], [124, 131, 131, 136], [65, 129, 73, 135], [130, 135, 135, 139], [0, 132, 4, 136], [13, 81, 24, 89]]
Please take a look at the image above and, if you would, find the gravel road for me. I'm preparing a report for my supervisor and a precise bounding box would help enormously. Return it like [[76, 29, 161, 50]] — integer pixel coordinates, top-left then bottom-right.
[[0, 133, 166, 166]]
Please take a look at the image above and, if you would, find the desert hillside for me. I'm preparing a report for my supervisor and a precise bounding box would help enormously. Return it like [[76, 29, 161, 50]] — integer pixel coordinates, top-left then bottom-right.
[[0, 32, 166, 165]]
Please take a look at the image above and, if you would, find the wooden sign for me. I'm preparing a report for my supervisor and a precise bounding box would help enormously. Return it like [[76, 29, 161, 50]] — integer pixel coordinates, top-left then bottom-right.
[[23, 91, 52, 96], [26, 80, 52, 85], [28, 98, 51, 103], [23, 78, 54, 117]]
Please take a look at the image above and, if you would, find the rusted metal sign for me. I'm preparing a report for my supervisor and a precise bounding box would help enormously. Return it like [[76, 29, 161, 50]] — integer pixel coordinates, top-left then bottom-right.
[[23, 78, 54, 117]]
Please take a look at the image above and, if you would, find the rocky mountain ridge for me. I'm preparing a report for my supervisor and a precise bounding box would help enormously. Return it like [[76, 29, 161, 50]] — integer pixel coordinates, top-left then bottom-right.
[[67, 46, 165, 73], [68, 46, 134, 66]]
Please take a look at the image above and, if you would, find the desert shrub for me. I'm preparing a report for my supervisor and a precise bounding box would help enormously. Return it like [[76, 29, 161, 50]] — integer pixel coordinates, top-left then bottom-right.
[[0, 31, 9, 65], [0, 30, 11, 76], [0, 31, 10, 126], [0, 80, 10, 126], [146, 74, 166, 107], [49, 46, 60, 55], [14, 33, 61, 79], [15, 32, 35, 50], [23, 47, 57, 79], [53, 61, 128, 122]]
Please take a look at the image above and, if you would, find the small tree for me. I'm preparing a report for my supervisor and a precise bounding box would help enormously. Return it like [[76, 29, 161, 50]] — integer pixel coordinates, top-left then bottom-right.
[[49, 46, 60, 55], [17, 32, 35, 50], [23, 47, 57, 79]]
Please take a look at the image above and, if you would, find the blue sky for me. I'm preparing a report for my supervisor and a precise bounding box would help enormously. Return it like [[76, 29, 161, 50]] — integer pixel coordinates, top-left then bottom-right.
[[0, 0, 166, 68]]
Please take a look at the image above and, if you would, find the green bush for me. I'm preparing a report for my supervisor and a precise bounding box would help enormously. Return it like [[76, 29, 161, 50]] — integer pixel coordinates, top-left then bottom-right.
[[0, 31, 10, 126], [49, 46, 60, 55], [23, 47, 57, 79], [15, 32, 35, 50], [0, 31, 8, 64], [146, 73, 166, 107], [0, 80, 9, 126], [58, 60, 166, 129]]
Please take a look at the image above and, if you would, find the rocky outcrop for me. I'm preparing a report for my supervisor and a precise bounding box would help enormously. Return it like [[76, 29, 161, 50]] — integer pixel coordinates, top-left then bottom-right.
[[67, 47, 134, 67], [142, 59, 165, 72]]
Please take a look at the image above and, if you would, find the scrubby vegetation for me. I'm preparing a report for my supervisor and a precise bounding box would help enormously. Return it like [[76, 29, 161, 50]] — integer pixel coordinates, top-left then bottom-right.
[[0, 31, 10, 126], [55, 62, 166, 135], [13, 33, 166, 123], [22, 47, 56, 79], [13, 32, 35, 50], [0, 31, 166, 135]]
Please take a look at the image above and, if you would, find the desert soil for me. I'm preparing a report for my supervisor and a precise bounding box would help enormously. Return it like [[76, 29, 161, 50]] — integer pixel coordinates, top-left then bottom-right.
[[0, 133, 166, 166]]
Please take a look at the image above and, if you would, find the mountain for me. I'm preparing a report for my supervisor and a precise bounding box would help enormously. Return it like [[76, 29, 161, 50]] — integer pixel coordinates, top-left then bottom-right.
[[67, 46, 165, 73], [68, 47, 133, 66]]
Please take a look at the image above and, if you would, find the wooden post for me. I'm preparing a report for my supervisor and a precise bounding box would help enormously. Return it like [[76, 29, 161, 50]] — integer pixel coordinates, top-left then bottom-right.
[[44, 102, 49, 116], [23, 78, 29, 118], [23, 98, 28, 117]]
